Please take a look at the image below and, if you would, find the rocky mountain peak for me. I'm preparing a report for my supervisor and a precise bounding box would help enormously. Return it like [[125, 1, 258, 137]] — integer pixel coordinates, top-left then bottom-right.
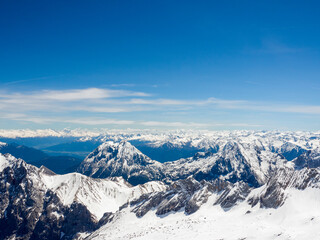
[[86, 140, 149, 164], [78, 141, 163, 185]]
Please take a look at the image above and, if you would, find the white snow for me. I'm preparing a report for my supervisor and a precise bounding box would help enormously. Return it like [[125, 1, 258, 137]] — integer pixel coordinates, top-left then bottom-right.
[[0, 154, 9, 172], [84, 187, 320, 240], [0, 153, 19, 171], [2, 130, 320, 239], [0, 153, 167, 221], [40, 172, 167, 220], [0, 129, 319, 152]]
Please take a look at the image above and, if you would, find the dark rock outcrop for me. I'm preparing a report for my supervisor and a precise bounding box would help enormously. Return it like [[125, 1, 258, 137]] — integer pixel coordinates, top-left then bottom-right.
[[0, 154, 99, 240]]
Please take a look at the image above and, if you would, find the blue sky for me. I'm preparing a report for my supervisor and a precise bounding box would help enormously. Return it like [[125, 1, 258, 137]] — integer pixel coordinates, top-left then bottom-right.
[[0, 1, 320, 130]]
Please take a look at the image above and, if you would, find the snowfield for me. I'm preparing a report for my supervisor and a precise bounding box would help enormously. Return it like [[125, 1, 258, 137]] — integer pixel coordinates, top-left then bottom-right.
[[41, 172, 167, 220], [81, 187, 320, 240]]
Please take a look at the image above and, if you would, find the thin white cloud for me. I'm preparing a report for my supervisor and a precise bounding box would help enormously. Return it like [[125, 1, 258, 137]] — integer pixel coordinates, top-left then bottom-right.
[[64, 118, 135, 125], [74, 106, 152, 113], [0, 87, 320, 130], [34, 88, 149, 101], [0, 113, 261, 128], [0, 88, 149, 102], [217, 101, 320, 115], [140, 121, 210, 128], [1, 76, 52, 86], [0, 114, 135, 126], [128, 98, 193, 105], [273, 105, 320, 114]]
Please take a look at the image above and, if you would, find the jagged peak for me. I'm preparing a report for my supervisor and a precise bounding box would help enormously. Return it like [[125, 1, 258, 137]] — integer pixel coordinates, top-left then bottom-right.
[[221, 140, 239, 151], [0, 153, 24, 171], [86, 140, 150, 164], [96, 140, 142, 155]]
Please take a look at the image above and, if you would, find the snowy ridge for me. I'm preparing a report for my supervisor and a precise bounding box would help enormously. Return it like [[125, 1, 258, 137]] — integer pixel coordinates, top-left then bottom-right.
[[2, 130, 320, 239], [78, 186, 320, 240], [79, 167, 320, 240], [163, 140, 289, 186], [40, 172, 167, 219], [248, 167, 320, 209], [79, 139, 290, 186], [1, 129, 320, 151], [0, 153, 167, 221]]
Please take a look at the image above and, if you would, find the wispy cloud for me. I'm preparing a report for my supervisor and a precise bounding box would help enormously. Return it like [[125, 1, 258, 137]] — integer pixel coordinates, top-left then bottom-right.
[[1, 76, 52, 86], [0, 114, 261, 128], [0, 87, 320, 129], [33, 88, 149, 101]]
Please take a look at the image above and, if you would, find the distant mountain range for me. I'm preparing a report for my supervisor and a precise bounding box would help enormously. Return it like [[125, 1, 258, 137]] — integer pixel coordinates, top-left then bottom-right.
[[1, 131, 320, 239], [0, 142, 82, 174]]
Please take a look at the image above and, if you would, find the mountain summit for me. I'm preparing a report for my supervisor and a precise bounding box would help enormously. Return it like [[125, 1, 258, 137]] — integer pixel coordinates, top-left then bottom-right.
[[77, 141, 164, 185], [78, 139, 291, 187]]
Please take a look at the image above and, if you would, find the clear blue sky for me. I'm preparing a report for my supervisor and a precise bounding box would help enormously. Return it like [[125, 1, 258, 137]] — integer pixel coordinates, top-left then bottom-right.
[[0, 1, 320, 130]]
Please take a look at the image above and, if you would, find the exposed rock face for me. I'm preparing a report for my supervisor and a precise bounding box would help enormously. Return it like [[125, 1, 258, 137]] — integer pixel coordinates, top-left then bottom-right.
[[248, 167, 320, 208], [165, 141, 288, 187], [78, 140, 288, 187], [294, 149, 320, 169], [77, 141, 164, 185], [214, 181, 251, 209], [272, 142, 307, 161], [0, 154, 98, 240], [0, 154, 166, 240], [130, 177, 207, 217], [129, 177, 248, 217], [2, 131, 320, 240]]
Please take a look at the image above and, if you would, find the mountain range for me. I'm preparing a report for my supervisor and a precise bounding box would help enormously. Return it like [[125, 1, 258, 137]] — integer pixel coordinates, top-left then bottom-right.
[[1, 131, 320, 239]]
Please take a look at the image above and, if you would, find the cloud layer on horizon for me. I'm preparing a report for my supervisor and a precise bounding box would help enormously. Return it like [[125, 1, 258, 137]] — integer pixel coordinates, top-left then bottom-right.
[[0, 87, 320, 129]]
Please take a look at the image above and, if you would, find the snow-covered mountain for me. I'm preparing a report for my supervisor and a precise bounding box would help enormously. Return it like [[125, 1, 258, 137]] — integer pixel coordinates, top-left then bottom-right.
[[293, 148, 320, 169], [78, 166, 320, 240], [248, 166, 320, 209], [1, 129, 320, 164], [0, 153, 166, 239], [1, 129, 320, 152], [2, 130, 320, 240], [78, 139, 290, 187], [164, 140, 289, 186], [77, 141, 164, 185]]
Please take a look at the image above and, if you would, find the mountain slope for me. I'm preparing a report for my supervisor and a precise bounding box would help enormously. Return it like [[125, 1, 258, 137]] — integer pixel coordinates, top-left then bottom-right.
[[293, 148, 320, 169], [164, 140, 289, 187], [0, 153, 166, 240], [79, 166, 320, 240], [0, 142, 48, 163], [2, 131, 320, 240], [79, 140, 289, 187]]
